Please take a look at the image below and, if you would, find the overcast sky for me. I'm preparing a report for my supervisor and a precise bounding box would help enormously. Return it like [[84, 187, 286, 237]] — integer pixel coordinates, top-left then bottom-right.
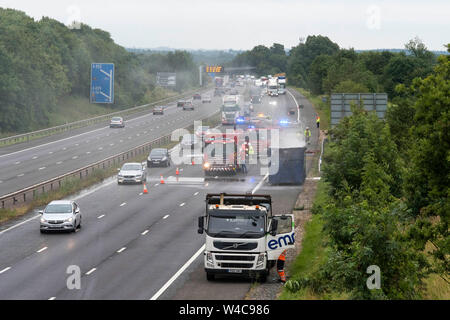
[[1, 0, 449, 51]]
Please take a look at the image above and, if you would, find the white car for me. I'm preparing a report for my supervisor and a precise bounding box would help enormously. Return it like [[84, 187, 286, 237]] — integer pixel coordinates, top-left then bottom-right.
[[39, 200, 82, 233], [117, 162, 147, 184], [202, 94, 212, 103], [110, 116, 124, 128]]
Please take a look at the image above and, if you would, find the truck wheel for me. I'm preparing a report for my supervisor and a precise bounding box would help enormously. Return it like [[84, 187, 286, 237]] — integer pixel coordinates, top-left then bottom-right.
[[206, 272, 215, 281], [258, 273, 267, 283]]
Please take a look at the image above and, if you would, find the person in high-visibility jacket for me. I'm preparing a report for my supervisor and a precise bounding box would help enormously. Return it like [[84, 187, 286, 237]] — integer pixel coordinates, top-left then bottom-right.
[[316, 115, 320, 129], [277, 249, 287, 283], [304, 127, 311, 144]]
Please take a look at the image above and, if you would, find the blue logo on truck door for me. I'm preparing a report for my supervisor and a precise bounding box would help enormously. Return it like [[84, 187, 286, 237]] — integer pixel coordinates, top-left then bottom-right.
[[267, 232, 295, 250]]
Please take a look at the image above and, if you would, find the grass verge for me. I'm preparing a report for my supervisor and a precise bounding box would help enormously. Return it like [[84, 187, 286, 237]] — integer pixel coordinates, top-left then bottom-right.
[[278, 180, 347, 300], [293, 88, 330, 131]]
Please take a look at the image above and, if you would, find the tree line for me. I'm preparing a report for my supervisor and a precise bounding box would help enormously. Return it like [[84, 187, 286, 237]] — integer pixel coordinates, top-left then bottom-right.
[[284, 45, 448, 299], [0, 8, 198, 133], [231, 35, 438, 98]]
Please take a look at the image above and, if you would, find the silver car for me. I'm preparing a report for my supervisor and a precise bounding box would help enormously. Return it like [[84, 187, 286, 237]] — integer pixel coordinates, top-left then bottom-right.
[[110, 116, 125, 128], [39, 200, 82, 233], [117, 162, 147, 184]]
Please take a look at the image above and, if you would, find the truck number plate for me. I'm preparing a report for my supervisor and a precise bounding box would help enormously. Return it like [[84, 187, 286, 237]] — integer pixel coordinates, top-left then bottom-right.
[[228, 269, 242, 273]]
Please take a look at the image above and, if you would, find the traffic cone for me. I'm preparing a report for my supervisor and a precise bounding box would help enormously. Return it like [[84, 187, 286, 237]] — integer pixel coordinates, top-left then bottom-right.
[[176, 167, 179, 175], [191, 158, 195, 166], [160, 175, 165, 184], [143, 183, 148, 194]]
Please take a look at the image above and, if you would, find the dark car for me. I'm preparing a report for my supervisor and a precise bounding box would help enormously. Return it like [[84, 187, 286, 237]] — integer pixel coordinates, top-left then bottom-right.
[[147, 148, 170, 167], [193, 93, 201, 100], [153, 106, 164, 115]]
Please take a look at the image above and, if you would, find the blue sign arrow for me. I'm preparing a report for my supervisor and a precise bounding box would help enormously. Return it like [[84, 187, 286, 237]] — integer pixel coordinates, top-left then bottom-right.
[[91, 63, 114, 103]]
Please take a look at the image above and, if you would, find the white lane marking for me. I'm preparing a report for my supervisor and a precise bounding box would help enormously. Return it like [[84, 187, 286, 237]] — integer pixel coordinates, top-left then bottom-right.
[[98, 147, 103, 150], [39, 167, 46, 170], [72, 156, 78, 159], [163, 215, 169, 219], [17, 173, 24, 177], [36, 246, 48, 253], [48, 297, 56, 300], [141, 230, 149, 235], [139, 192, 143, 196], [194, 191, 199, 196], [97, 214, 105, 219], [120, 202, 126, 207], [154, 183, 159, 187], [62, 147, 66, 150], [14, 161, 20, 164], [86, 151, 91, 154], [56, 161, 62, 164], [0, 173, 116, 235], [0, 267, 11, 274], [150, 245, 205, 300], [204, 182, 209, 187], [117, 247, 126, 253], [32, 156, 38, 159], [49, 151, 53, 154], [251, 172, 269, 194], [75, 144, 79, 146], [179, 203, 185, 207], [286, 89, 301, 123], [109, 143, 114, 146], [85, 268, 96, 275], [0, 126, 107, 160]]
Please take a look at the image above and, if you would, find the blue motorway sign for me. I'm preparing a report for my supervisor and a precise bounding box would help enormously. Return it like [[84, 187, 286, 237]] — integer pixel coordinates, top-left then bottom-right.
[[90, 63, 114, 103]]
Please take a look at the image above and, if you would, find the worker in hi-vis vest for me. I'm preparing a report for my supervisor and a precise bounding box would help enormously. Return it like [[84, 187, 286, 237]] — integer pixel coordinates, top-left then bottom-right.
[[277, 250, 287, 283], [304, 127, 311, 145]]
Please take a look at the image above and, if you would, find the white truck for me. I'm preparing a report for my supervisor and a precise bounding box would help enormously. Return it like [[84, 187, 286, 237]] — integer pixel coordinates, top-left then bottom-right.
[[221, 95, 241, 125], [198, 193, 295, 282], [268, 78, 279, 97], [278, 76, 287, 95]]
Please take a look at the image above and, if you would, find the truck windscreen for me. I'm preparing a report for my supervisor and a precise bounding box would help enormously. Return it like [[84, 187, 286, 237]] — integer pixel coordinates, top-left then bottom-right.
[[207, 210, 265, 238], [223, 105, 239, 111]]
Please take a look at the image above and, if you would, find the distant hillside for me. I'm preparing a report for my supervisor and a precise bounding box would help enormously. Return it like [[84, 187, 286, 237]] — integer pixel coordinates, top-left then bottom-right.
[[126, 47, 243, 65], [355, 48, 449, 56]]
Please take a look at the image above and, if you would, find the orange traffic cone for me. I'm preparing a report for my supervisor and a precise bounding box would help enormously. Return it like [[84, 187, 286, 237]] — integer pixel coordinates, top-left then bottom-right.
[[176, 167, 180, 175], [160, 175, 165, 184], [143, 183, 148, 194], [191, 159, 195, 166]]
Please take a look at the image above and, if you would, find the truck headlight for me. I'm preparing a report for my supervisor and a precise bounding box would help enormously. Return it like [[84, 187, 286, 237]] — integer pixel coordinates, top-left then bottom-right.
[[206, 252, 213, 264], [256, 253, 265, 268]]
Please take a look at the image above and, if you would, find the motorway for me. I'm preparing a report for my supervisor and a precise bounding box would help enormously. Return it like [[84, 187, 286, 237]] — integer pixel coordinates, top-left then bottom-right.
[[0, 86, 317, 299], [0, 88, 218, 197]]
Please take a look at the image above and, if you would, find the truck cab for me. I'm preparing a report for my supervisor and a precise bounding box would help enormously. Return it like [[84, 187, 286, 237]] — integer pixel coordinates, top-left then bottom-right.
[[221, 95, 240, 125], [198, 193, 295, 282], [268, 78, 279, 97]]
